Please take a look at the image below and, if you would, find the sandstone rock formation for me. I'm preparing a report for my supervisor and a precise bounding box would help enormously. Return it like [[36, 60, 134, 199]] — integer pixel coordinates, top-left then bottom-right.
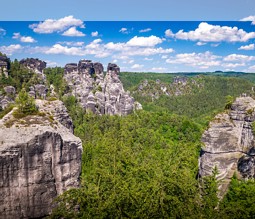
[[0, 55, 9, 77], [199, 96, 255, 196], [0, 86, 16, 110], [20, 58, 48, 99], [135, 76, 202, 100], [20, 58, 46, 74], [0, 100, 82, 219], [64, 60, 141, 115]]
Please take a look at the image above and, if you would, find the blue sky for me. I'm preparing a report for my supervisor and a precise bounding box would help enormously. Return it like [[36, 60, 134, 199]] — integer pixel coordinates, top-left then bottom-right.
[[1, 18, 255, 72]]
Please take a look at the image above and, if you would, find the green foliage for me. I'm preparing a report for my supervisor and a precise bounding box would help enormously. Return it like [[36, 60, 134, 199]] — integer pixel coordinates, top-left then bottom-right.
[[51, 110, 216, 218], [200, 167, 219, 218], [219, 176, 255, 218], [44, 67, 68, 96], [14, 88, 38, 117], [132, 76, 254, 127], [0, 104, 14, 119], [225, 95, 234, 110]]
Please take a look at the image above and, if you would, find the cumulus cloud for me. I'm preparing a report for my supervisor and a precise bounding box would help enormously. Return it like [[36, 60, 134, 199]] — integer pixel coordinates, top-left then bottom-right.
[[166, 51, 221, 69], [91, 31, 99, 37], [126, 35, 163, 47], [144, 57, 153, 61], [12, 32, 37, 43], [165, 29, 174, 38], [29, 15, 85, 34], [165, 22, 255, 42], [240, 16, 255, 24], [131, 64, 144, 69], [238, 44, 255, 50], [223, 54, 255, 62], [0, 44, 23, 55], [62, 27, 85, 37], [0, 28, 6, 36], [247, 65, 255, 72], [139, 28, 152, 33], [58, 41, 84, 46], [119, 28, 129, 34], [196, 42, 207, 46]]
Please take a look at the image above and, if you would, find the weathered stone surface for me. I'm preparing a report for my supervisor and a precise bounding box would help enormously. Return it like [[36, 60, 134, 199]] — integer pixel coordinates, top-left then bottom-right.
[[29, 84, 48, 99], [64, 60, 141, 115], [0, 55, 9, 77], [199, 96, 255, 195], [0, 100, 82, 219], [20, 58, 46, 74]]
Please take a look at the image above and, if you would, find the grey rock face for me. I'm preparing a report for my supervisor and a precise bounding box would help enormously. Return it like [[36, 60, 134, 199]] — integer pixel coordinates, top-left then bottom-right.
[[0, 100, 82, 219], [20, 58, 46, 74], [0, 55, 9, 77], [0, 86, 16, 110], [64, 60, 141, 115], [199, 97, 255, 195], [29, 84, 48, 99]]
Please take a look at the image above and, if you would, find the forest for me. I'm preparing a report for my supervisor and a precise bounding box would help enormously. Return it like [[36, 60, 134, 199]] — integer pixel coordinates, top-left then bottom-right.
[[1, 62, 255, 218]]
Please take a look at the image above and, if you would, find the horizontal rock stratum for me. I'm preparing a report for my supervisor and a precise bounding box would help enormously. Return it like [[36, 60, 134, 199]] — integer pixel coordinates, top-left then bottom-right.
[[199, 96, 255, 196], [0, 100, 82, 219]]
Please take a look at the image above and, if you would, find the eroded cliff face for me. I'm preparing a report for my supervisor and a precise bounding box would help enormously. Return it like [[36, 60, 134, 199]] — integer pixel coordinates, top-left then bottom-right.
[[0, 100, 82, 219], [199, 96, 255, 196], [64, 60, 142, 115]]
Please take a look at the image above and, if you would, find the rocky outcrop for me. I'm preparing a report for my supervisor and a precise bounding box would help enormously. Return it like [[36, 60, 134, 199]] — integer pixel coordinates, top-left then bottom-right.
[[135, 76, 202, 100], [199, 96, 255, 196], [0, 86, 16, 110], [64, 60, 141, 115], [0, 100, 82, 219], [20, 58, 46, 74], [0, 55, 9, 77], [19, 58, 48, 99]]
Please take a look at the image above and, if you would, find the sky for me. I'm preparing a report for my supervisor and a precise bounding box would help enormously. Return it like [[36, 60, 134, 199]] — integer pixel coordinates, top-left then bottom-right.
[[0, 1, 255, 72]]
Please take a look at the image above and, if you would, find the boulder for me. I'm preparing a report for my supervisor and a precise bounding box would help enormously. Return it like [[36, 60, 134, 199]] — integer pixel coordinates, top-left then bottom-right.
[[0, 99, 82, 219], [199, 96, 255, 196]]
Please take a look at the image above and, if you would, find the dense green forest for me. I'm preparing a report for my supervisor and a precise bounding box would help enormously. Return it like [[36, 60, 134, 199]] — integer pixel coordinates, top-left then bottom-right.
[[2, 64, 255, 218]]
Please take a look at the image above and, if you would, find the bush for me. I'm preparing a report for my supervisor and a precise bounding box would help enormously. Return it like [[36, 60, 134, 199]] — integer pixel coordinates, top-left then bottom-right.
[[14, 88, 38, 117]]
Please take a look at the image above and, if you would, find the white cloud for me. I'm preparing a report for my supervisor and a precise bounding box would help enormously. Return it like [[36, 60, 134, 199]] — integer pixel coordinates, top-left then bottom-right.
[[62, 27, 85, 37], [144, 57, 153, 61], [91, 31, 99, 37], [119, 28, 129, 34], [166, 22, 255, 42], [166, 51, 221, 69], [112, 59, 118, 63], [223, 54, 255, 62], [139, 28, 152, 33], [58, 41, 84, 46], [12, 32, 37, 43], [45, 44, 85, 55], [161, 55, 168, 59], [0, 28, 6, 36], [196, 42, 207, 46], [165, 29, 174, 37], [222, 63, 246, 68], [0, 44, 23, 55], [240, 15, 255, 24], [46, 60, 58, 67], [247, 65, 255, 72], [238, 44, 255, 50], [126, 35, 163, 47], [29, 15, 85, 34], [131, 64, 144, 69]]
